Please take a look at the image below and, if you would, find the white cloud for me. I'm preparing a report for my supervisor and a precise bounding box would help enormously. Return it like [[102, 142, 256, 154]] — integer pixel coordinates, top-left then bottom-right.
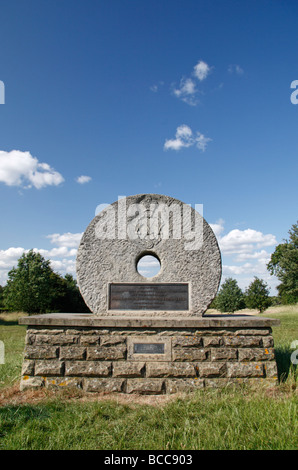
[[209, 222, 278, 293], [210, 219, 225, 238], [218, 229, 277, 255], [173, 78, 199, 106], [228, 64, 244, 75], [0, 232, 83, 286], [193, 60, 211, 81], [76, 175, 92, 184], [0, 150, 64, 189], [164, 125, 211, 152], [150, 81, 164, 93], [172, 60, 211, 106], [46, 232, 83, 248]]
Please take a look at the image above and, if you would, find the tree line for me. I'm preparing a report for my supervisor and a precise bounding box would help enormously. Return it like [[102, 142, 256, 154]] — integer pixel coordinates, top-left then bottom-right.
[[211, 221, 298, 313], [0, 250, 90, 314], [0, 221, 297, 314]]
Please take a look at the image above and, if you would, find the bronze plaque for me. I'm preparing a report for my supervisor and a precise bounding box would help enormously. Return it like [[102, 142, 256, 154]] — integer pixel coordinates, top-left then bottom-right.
[[109, 283, 189, 310], [133, 343, 165, 354]]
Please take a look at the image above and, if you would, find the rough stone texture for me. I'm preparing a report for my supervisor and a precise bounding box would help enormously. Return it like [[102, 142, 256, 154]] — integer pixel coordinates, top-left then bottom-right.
[[76, 194, 222, 316], [19, 320, 280, 394]]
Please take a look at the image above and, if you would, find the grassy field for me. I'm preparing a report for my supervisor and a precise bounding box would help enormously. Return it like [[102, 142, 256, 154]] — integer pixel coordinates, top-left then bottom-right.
[[0, 307, 297, 450]]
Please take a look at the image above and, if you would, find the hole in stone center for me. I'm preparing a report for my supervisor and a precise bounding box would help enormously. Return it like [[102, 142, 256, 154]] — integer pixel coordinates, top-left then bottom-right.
[[137, 254, 161, 278]]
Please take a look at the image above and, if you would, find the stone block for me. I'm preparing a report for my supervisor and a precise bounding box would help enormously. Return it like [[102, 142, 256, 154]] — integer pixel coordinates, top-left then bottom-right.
[[45, 377, 82, 389], [202, 336, 223, 347], [35, 360, 64, 376], [197, 362, 226, 378], [226, 362, 264, 378], [80, 335, 100, 346], [20, 376, 44, 391], [172, 336, 202, 348], [264, 361, 278, 378], [65, 361, 111, 377], [112, 362, 145, 378], [262, 336, 274, 348], [59, 346, 86, 360], [172, 348, 207, 362], [87, 345, 126, 361], [126, 378, 165, 394], [210, 348, 237, 361], [25, 333, 36, 345], [146, 361, 196, 378], [238, 348, 275, 362], [166, 378, 205, 393], [223, 336, 262, 348], [21, 360, 35, 376], [24, 345, 59, 360], [100, 335, 126, 346], [35, 334, 78, 346], [84, 378, 125, 392]]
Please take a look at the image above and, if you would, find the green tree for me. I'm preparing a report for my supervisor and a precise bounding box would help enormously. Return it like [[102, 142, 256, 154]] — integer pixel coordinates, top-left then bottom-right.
[[215, 278, 245, 313], [245, 277, 271, 313], [58, 274, 90, 313], [267, 222, 298, 304], [0, 285, 4, 310], [3, 250, 65, 313]]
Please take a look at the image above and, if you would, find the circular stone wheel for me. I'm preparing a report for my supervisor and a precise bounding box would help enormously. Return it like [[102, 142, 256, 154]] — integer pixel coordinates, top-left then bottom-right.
[[76, 194, 222, 316]]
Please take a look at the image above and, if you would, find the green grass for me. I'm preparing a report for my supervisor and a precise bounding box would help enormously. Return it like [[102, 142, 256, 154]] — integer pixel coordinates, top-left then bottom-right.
[[0, 306, 297, 450], [0, 389, 297, 450]]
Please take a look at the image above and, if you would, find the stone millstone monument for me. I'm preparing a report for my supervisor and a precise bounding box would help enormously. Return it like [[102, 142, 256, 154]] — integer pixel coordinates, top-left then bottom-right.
[[19, 194, 280, 393]]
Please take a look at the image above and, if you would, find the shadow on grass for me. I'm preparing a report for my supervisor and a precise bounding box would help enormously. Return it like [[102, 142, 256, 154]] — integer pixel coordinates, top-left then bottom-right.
[[0, 319, 21, 326], [275, 345, 297, 383]]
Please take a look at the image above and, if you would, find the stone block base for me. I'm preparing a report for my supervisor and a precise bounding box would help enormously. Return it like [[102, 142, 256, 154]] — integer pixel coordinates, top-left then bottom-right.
[[19, 314, 280, 394]]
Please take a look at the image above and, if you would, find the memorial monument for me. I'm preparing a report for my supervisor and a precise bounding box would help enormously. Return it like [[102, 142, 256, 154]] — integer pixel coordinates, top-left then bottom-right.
[[19, 194, 280, 393]]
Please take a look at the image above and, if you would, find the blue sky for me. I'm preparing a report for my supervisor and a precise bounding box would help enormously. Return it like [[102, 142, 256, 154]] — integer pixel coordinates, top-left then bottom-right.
[[0, 0, 298, 295]]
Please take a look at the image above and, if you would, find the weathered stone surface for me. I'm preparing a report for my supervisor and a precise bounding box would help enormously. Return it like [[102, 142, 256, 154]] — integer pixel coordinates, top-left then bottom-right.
[[264, 362, 278, 378], [197, 362, 226, 378], [146, 362, 196, 378], [210, 348, 237, 362], [19, 314, 280, 328], [65, 361, 111, 377], [87, 345, 126, 360], [262, 336, 274, 348], [172, 336, 202, 348], [112, 362, 145, 378], [20, 376, 44, 391], [80, 335, 100, 346], [45, 377, 82, 389], [19, 319, 280, 393], [84, 378, 125, 392], [24, 345, 58, 359], [166, 378, 205, 393], [223, 336, 262, 348], [126, 378, 165, 394], [202, 336, 223, 347], [59, 346, 86, 360], [100, 335, 126, 346], [35, 360, 64, 376], [35, 334, 78, 346], [226, 363, 264, 378], [238, 348, 275, 362], [172, 348, 207, 362], [21, 360, 35, 376], [76, 194, 222, 316]]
